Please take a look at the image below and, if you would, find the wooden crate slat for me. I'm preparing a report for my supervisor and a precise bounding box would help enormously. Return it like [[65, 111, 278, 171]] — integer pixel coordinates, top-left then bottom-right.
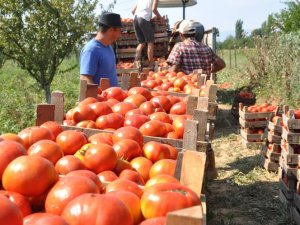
[[283, 111, 300, 130], [36, 104, 55, 126], [51, 91, 64, 124], [239, 103, 273, 120], [282, 127, 300, 144], [267, 120, 283, 134], [279, 178, 296, 200], [239, 117, 268, 128], [166, 205, 205, 225], [281, 149, 300, 165], [240, 129, 264, 142], [267, 132, 282, 144], [260, 146, 281, 162]]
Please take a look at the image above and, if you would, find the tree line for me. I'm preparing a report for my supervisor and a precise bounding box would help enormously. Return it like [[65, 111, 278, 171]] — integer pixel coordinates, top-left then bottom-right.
[[218, 0, 300, 49]]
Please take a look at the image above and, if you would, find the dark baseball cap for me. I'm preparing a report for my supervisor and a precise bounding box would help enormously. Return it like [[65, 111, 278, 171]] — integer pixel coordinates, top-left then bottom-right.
[[98, 12, 122, 28]]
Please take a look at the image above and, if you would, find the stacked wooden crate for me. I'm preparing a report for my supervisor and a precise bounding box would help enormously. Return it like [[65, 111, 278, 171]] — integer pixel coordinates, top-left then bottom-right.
[[260, 108, 283, 172], [279, 108, 300, 224], [239, 103, 272, 149], [115, 17, 170, 66]]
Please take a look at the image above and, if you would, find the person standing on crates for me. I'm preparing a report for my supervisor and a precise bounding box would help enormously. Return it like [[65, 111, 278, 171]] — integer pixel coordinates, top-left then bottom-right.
[[167, 20, 226, 75], [132, 0, 164, 70], [80, 13, 122, 86]]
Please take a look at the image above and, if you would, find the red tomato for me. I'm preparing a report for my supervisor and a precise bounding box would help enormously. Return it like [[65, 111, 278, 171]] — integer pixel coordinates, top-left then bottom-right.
[[125, 108, 146, 117], [56, 130, 88, 155], [124, 114, 151, 129], [98, 170, 118, 184], [124, 94, 148, 107], [0, 190, 31, 217], [3, 156, 57, 197], [89, 102, 113, 117], [103, 87, 127, 102], [0, 133, 24, 146], [167, 96, 182, 106], [113, 126, 144, 148], [139, 101, 165, 116], [40, 121, 64, 138], [141, 183, 200, 219], [139, 217, 166, 225], [18, 126, 55, 149], [113, 139, 142, 161], [294, 110, 300, 119], [107, 191, 142, 225], [149, 159, 176, 178], [145, 174, 180, 187], [140, 120, 167, 137], [82, 143, 117, 174], [0, 195, 23, 225], [119, 169, 145, 185], [55, 155, 86, 175], [66, 170, 102, 190], [114, 158, 134, 175], [173, 78, 187, 90], [112, 102, 137, 116], [166, 132, 179, 139], [63, 120, 76, 126], [128, 87, 153, 100], [130, 157, 153, 183], [169, 102, 187, 115], [71, 104, 97, 123], [151, 96, 172, 113], [27, 140, 63, 165], [106, 179, 143, 198], [88, 132, 113, 146], [161, 82, 173, 91], [96, 113, 125, 130], [24, 213, 68, 225], [0, 140, 26, 180], [172, 115, 187, 138], [143, 142, 171, 163], [105, 98, 120, 107], [78, 97, 98, 106], [150, 112, 173, 124], [164, 144, 178, 160], [45, 176, 99, 215], [75, 120, 97, 128], [61, 193, 133, 225]]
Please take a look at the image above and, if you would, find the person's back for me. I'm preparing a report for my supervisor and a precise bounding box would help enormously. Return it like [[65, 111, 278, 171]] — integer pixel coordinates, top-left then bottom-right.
[[169, 39, 215, 75], [135, 0, 153, 21]]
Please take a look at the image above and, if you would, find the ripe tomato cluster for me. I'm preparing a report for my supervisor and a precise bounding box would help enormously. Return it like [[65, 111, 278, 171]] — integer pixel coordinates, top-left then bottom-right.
[[246, 103, 276, 113], [0, 120, 201, 225], [64, 86, 194, 139]]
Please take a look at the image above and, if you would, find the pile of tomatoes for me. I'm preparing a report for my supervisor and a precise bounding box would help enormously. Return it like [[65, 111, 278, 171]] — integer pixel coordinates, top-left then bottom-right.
[[245, 103, 276, 113], [64, 87, 192, 140], [141, 70, 204, 94], [0, 121, 201, 225], [116, 62, 135, 70]]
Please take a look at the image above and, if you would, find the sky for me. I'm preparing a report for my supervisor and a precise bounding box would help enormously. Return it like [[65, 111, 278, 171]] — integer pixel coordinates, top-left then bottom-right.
[[99, 0, 287, 41]]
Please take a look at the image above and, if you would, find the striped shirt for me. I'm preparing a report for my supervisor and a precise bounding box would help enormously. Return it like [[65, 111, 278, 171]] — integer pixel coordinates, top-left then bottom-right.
[[167, 37, 217, 75]]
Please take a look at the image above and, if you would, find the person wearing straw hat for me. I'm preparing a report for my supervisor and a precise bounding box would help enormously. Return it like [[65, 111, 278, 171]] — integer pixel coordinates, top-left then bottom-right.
[[80, 12, 122, 86], [167, 20, 225, 75]]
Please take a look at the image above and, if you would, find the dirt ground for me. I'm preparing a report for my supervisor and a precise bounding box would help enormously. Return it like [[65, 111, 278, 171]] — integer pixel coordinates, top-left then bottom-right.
[[206, 104, 295, 225]]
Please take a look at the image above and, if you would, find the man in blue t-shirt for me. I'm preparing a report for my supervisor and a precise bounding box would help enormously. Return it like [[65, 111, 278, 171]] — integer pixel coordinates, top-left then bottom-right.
[[80, 13, 122, 87]]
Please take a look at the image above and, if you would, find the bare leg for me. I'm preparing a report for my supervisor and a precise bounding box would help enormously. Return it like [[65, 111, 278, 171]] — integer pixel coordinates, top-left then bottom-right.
[[147, 42, 154, 68], [135, 43, 145, 61]]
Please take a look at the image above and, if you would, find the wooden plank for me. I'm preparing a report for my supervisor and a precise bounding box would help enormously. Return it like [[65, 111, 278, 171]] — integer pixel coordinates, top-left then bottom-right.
[[191, 88, 201, 97], [121, 73, 130, 90], [36, 104, 55, 126], [179, 150, 206, 197], [166, 205, 205, 225], [192, 110, 208, 142], [183, 120, 198, 151], [197, 74, 207, 88], [51, 91, 64, 124], [86, 84, 98, 99], [205, 84, 218, 102], [174, 152, 184, 181], [100, 78, 110, 90], [239, 117, 268, 128], [197, 97, 209, 112], [282, 127, 300, 144], [129, 72, 140, 88], [283, 111, 300, 130], [79, 79, 88, 101], [240, 129, 264, 142], [263, 157, 279, 172], [186, 96, 198, 115]]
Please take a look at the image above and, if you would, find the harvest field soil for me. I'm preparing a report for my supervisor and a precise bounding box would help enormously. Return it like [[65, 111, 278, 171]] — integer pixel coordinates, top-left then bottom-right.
[[206, 103, 295, 225]]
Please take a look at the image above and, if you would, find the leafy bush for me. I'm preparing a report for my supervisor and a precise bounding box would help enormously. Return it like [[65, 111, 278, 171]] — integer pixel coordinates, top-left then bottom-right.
[[241, 32, 300, 107]]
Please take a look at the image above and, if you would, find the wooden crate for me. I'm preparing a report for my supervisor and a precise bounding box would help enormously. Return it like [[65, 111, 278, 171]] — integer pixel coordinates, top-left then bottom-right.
[[261, 145, 281, 162], [281, 139, 300, 154], [267, 119, 283, 135], [241, 138, 264, 149], [267, 132, 282, 144], [282, 127, 300, 144], [263, 157, 279, 172], [280, 157, 298, 178], [239, 117, 268, 128], [239, 103, 273, 120], [240, 128, 264, 142], [283, 108, 300, 130], [279, 178, 297, 201], [281, 148, 300, 166], [279, 189, 294, 212]]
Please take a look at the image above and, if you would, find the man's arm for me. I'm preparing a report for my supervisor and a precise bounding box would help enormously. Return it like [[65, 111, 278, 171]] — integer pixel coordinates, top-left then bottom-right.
[[152, 0, 163, 20], [212, 55, 226, 73], [80, 75, 95, 84], [132, 5, 137, 15]]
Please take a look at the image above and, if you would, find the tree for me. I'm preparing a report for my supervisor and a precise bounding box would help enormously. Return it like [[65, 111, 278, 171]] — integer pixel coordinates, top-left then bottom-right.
[[275, 0, 300, 32], [261, 14, 276, 36], [235, 19, 244, 39], [99, 0, 117, 13], [0, 0, 97, 103]]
